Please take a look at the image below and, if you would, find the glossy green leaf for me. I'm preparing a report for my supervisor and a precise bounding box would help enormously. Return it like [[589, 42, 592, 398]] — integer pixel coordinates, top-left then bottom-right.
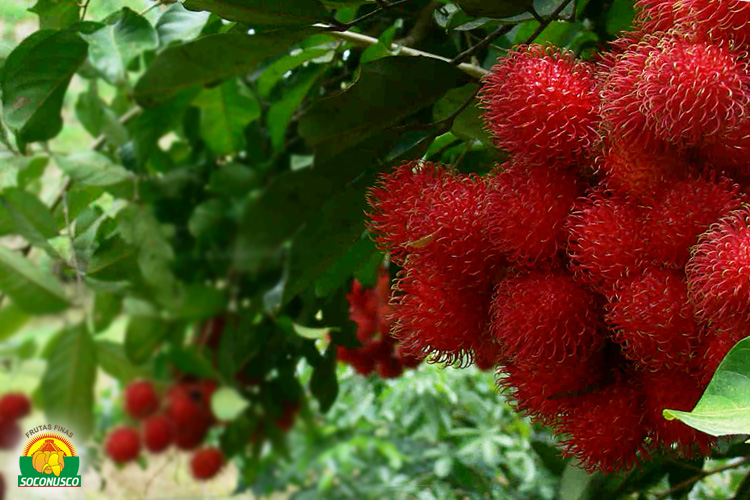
[[125, 316, 170, 365], [29, 0, 80, 30], [256, 46, 332, 97], [134, 30, 314, 108], [433, 83, 493, 147], [0, 247, 68, 314], [41, 324, 97, 439], [183, 0, 330, 26], [664, 336, 750, 436], [1, 30, 88, 143], [96, 340, 148, 383], [0, 304, 31, 343], [56, 151, 134, 187], [156, 3, 211, 47], [194, 78, 261, 155]]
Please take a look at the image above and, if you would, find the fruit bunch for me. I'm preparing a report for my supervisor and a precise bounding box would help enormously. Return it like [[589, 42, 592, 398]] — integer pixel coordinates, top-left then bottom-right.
[[104, 379, 225, 481], [336, 269, 426, 377], [0, 392, 31, 495], [367, 0, 750, 473]]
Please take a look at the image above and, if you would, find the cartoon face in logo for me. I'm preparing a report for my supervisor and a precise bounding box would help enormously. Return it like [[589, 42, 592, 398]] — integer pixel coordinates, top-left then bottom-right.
[[18, 432, 81, 487]]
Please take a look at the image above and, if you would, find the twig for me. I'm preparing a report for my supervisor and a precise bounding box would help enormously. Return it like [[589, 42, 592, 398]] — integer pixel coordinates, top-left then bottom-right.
[[655, 457, 750, 500], [139, 0, 163, 16], [524, 0, 574, 45], [330, 0, 412, 31], [80, 0, 91, 20], [62, 192, 84, 295], [315, 24, 488, 79], [451, 25, 513, 65], [732, 466, 750, 500]]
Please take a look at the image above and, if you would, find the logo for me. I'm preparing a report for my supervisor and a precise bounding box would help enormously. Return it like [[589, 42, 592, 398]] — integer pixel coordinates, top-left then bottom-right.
[[18, 427, 81, 488]]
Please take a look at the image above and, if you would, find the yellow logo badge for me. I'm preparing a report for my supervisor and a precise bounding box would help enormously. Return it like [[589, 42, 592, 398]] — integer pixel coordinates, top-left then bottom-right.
[[18, 430, 81, 488]]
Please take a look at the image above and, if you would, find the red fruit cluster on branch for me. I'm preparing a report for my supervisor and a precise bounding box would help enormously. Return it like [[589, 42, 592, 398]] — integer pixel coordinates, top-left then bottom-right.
[[0, 393, 30, 452], [366, 1, 750, 473]]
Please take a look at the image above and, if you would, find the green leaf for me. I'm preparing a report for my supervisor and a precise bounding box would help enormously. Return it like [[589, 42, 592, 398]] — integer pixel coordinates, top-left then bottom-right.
[[91, 292, 122, 333], [183, 0, 330, 26], [156, 3, 211, 47], [432, 83, 493, 147], [605, 0, 636, 36], [211, 387, 250, 421], [666, 458, 705, 500], [29, 0, 81, 30], [96, 340, 148, 383], [194, 78, 260, 155], [167, 347, 215, 378], [310, 345, 338, 413], [314, 234, 377, 296], [41, 324, 97, 439], [134, 30, 314, 108], [0, 188, 59, 255], [56, 151, 135, 188], [208, 162, 258, 197], [256, 46, 332, 97], [664, 336, 750, 436], [125, 316, 170, 365], [268, 65, 325, 150], [0, 304, 30, 342], [188, 199, 229, 239], [0, 247, 68, 314], [454, 0, 532, 18], [1, 30, 88, 143], [299, 57, 469, 157]]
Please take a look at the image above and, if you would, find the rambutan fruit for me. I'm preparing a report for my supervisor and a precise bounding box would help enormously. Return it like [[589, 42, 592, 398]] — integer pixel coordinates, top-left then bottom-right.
[[606, 268, 700, 371], [143, 415, 173, 453], [485, 163, 580, 265], [691, 328, 745, 387], [638, 37, 749, 146], [685, 0, 750, 48], [480, 44, 601, 168], [105, 427, 141, 464], [0, 393, 31, 421], [644, 175, 742, 267], [0, 419, 21, 450], [375, 356, 404, 379], [641, 369, 714, 457], [559, 380, 648, 473], [687, 208, 750, 332], [173, 420, 210, 451], [190, 447, 224, 481], [391, 259, 492, 366], [473, 340, 501, 371], [634, 0, 681, 33], [124, 380, 160, 420], [275, 401, 301, 432], [567, 191, 648, 290], [396, 344, 424, 369], [490, 272, 603, 363]]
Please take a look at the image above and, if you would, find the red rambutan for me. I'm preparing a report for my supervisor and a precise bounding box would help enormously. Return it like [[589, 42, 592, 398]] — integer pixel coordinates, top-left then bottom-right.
[[190, 447, 224, 481], [606, 268, 700, 370], [0, 393, 31, 421], [375, 356, 404, 379], [105, 427, 141, 464], [485, 163, 579, 265], [143, 415, 173, 453], [634, 0, 681, 33], [124, 380, 160, 420], [686, 208, 750, 332], [685, 0, 750, 48], [480, 45, 600, 168], [490, 272, 603, 363], [0, 419, 21, 450]]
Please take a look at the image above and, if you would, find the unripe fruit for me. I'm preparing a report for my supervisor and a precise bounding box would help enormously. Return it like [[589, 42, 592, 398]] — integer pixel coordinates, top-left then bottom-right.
[[0, 419, 21, 450], [0, 393, 31, 421], [105, 427, 141, 464], [190, 447, 224, 481], [124, 381, 160, 420], [143, 415, 173, 453]]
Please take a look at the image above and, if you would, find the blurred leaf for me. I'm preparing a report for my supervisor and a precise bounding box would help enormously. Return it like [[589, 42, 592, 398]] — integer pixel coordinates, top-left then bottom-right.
[[183, 0, 330, 26], [455, 0, 532, 18], [134, 30, 314, 108], [268, 65, 325, 150], [432, 83, 492, 147], [1, 30, 88, 144], [605, 0, 636, 36], [310, 345, 338, 413], [0, 247, 68, 314], [56, 151, 134, 188], [125, 316, 170, 365], [0, 188, 58, 255], [129, 90, 196, 166], [41, 324, 97, 439], [666, 458, 705, 500], [314, 234, 376, 297], [194, 78, 261, 155], [0, 304, 30, 342], [531, 439, 568, 476], [167, 347, 215, 378], [96, 340, 147, 383], [559, 463, 596, 500], [212, 386, 250, 420], [664, 336, 750, 436], [156, 3, 211, 47], [91, 292, 122, 333], [256, 46, 332, 97], [82, 8, 158, 85], [208, 162, 258, 197], [188, 199, 230, 239], [29, 0, 80, 30], [220, 416, 254, 458], [299, 57, 469, 156]]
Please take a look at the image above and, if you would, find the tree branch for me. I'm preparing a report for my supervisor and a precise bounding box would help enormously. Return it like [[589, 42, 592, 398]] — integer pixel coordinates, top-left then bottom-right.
[[451, 25, 513, 65], [655, 457, 750, 500], [524, 0, 574, 45]]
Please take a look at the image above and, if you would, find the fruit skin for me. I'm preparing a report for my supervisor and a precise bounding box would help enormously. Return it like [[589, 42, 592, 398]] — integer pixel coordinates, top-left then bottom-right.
[[686, 208, 750, 333], [190, 448, 224, 481], [0, 419, 21, 450], [105, 427, 141, 464], [606, 268, 701, 371], [0, 393, 31, 421], [491, 272, 603, 363], [485, 163, 579, 265], [124, 380, 160, 420], [480, 44, 601, 168], [167, 382, 215, 450], [143, 415, 173, 453]]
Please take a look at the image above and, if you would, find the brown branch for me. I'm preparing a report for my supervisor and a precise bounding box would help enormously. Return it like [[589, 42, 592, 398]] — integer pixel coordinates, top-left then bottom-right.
[[655, 457, 750, 500], [451, 25, 514, 65], [328, 0, 412, 32], [524, 0, 574, 45]]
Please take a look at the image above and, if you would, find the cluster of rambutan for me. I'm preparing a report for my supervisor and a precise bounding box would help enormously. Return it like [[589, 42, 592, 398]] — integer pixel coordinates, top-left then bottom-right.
[[104, 379, 225, 480], [336, 269, 426, 377], [0, 393, 31, 496], [367, 0, 750, 473]]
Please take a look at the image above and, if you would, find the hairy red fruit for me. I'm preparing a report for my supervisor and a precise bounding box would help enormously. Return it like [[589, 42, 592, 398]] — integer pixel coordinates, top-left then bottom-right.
[[559, 380, 647, 473], [691, 329, 745, 387], [500, 351, 606, 425], [491, 272, 603, 363], [276, 401, 301, 432], [473, 340, 501, 371], [606, 269, 700, 370], [190, 448, 224, 481], [396, 344, 424, 369], [638, 37, 749, 146], [645, 175, 742, 267], [634, 0, 681, 33], [105, 427, 141, 464], [687, 208, 750, 332], [0, 419, 21, 450], [641, 369, 714, 457], [480, 44, 600, 168], [143, 415, 173, 453], [567, 191, 647, 289], [392, 260, 493, 367], [124, 380, 160, 420], [485, 163, 579, 265], [698, 120, 750, 177], [375, 356, 404, 379], [0, 393, 31, 421], [643, 0, 750, 48]]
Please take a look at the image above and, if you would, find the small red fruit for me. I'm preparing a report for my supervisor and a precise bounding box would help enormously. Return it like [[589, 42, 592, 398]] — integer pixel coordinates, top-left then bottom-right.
[[190, 447, 224, 481], [105, 427, 141, 464], [0, 419, 21, 450], [124, 380, 160, 420], [375, 356, 404, 379], [0, 393, 31, 421], [143, 415, 173, 453]]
